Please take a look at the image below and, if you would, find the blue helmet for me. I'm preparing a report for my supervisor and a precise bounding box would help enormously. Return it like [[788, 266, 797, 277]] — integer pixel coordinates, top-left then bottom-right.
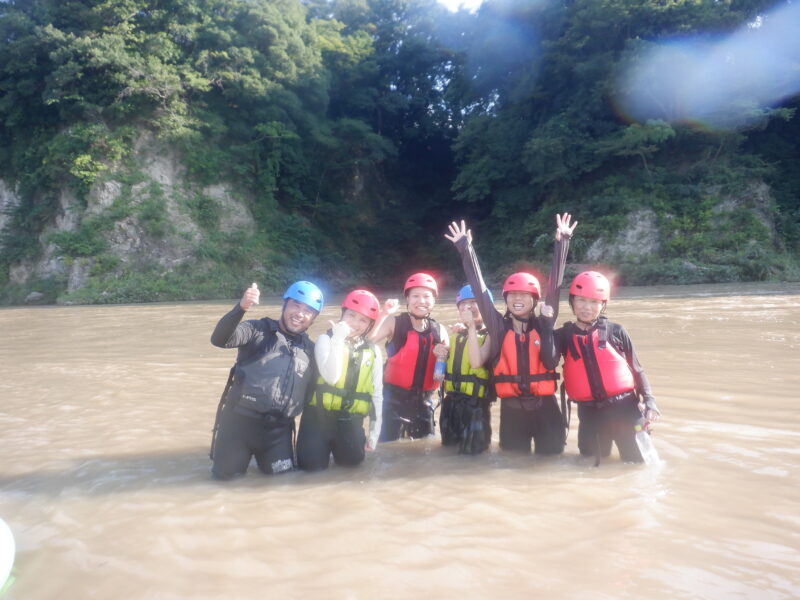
[[283, 281, 324, 313], [456, 284, 493, 305]]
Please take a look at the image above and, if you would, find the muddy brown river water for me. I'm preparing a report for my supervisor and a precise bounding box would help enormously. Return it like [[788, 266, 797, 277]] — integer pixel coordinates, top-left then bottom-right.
[[1, 282, 799, 599]]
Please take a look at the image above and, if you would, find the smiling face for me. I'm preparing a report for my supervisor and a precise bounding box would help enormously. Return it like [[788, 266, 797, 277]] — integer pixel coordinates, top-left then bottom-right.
[[280, 298, 318, 334], [505, 291, 536, 319], [571, 294, 605, 325], [341, 308, 373, 339], [405, 287, 436, 319]]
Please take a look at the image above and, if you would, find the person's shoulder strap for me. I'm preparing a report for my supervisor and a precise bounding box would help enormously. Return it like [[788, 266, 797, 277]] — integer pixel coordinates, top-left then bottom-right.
[[595, 316, 609, 349], [391, 313, 413, 346], [428, 317, 443, 344]]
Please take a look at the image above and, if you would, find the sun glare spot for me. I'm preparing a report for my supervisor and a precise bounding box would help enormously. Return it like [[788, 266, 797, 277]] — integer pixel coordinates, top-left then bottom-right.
[[614, 2, 800, 131]]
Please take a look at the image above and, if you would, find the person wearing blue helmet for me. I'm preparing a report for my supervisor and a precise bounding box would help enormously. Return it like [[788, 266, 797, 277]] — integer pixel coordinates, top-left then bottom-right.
[[209, 280, 323, 479], [440, 285, 496, 454]]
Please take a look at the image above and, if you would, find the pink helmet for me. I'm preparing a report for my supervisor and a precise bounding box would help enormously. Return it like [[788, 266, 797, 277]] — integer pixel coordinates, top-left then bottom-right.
[[569, 271, 610, 302], [403, 272, 438, 297], [502, 272, 541, 299], [342, 289, 380, 320]]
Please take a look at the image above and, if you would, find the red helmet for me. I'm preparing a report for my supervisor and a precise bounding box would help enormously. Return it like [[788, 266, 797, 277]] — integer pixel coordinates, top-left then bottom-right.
[[342, 289, 380, 320], [570, 271, 610, 302], [502, 272, 541, 299], [403, 272, 438, 297]]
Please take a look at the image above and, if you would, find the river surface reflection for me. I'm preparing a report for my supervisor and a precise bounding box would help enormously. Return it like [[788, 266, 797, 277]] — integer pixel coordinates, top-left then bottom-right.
[[1, 282, 799, 599]]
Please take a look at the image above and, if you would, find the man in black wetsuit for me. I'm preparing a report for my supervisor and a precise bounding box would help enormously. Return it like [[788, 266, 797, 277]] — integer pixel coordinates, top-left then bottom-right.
[[209, 281, 323, 479]]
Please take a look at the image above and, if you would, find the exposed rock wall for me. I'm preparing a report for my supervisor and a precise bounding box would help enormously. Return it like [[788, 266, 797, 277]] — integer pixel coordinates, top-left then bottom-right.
[[1, 133, 256, 301], [586, 208, 660, 262], [584, 184, 780, 264]]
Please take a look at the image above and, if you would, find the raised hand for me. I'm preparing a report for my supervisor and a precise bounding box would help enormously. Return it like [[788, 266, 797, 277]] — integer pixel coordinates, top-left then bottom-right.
[[555, 213, 578, 241], [459, 306, 479, 327], [383, 298, 400, 315], [239, 282, 260, 311], [444, 220, 473, 245], [329, 320, 351, 340]]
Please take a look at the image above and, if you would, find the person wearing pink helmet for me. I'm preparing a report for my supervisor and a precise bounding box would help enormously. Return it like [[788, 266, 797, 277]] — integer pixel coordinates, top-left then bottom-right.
[[369, 273, 449, 441], [555, 271, 661, 464], [297, 290, 384, 470], [445, 213, 577, 455]]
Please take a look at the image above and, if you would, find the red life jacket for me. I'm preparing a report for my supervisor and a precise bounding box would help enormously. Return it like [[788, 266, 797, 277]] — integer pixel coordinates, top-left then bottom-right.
[[384, 313, 441, 392], [493, 326, 558, 398], [563, 321, 635, 402]]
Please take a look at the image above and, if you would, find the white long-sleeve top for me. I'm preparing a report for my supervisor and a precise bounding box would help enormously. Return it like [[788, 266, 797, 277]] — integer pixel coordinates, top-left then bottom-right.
[[314, 325, 383, 449]]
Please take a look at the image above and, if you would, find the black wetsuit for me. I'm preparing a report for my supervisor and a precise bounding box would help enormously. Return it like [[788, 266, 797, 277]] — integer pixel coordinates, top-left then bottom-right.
[[555, 318, 656, 462], [454, 234, 570, 454], [440, 329, 493, 454], [210, 304, 314, 479], [296, 406, 367, 470]]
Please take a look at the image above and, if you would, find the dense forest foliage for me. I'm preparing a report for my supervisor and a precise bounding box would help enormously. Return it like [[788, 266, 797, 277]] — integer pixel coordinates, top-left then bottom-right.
[[0, 0, 798, 304]]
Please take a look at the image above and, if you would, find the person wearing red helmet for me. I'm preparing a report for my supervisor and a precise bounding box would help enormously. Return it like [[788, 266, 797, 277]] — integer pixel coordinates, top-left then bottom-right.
[[556, 271, 661, 464], [445, 213, 577, 455], [296, 289, 384, 470], [369, 273, 449, 441]]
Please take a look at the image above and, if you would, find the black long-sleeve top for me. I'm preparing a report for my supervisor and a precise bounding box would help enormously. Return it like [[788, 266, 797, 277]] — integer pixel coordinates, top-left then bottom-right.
[[210, 303, 312, 361], [554, 318, 656, 405], [454, 234, 571, 371]]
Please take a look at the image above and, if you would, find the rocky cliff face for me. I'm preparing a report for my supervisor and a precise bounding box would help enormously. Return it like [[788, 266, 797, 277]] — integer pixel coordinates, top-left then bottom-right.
[[1, 133, 256, 303], [584, 183, 780, 263], [0, 139, 789, 302], [586, 208, 661, 263]]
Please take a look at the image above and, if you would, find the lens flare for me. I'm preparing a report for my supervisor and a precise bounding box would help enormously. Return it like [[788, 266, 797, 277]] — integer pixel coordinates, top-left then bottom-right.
[[614, 2, 800, 130]]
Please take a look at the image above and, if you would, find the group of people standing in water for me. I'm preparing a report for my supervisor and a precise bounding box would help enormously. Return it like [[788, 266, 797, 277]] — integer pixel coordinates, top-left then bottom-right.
[[208, 213, 661, 480]]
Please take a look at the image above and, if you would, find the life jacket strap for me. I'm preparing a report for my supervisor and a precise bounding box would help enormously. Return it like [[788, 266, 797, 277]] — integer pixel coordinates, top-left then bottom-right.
[[494, 372, 560, 383], [444, 372, 490, 398], [313, 383, 371, 412]]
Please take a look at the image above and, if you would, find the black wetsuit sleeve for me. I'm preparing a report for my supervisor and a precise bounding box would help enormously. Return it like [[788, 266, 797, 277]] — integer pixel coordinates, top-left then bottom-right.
[[534, 229, 571, 369], [553, 325, 569, 359], [210, 304, 260, 349], [454, 237, 506, 362], [610, 322, 656, 405], [537, 316, 559, 371], [543, 234, 571, 322]]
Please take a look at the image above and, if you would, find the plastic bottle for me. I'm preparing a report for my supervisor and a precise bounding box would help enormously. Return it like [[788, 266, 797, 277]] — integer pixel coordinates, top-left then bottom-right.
[[634, 424, 660, 465], [432, 357, 447, 382]]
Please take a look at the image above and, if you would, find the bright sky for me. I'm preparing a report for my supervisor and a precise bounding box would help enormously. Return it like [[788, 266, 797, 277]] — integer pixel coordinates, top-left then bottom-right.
[[437, 0, 483, 12]]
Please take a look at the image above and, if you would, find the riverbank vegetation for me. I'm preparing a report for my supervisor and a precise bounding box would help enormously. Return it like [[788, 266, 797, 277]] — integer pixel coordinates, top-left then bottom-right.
[[1, 0, 798, 304]]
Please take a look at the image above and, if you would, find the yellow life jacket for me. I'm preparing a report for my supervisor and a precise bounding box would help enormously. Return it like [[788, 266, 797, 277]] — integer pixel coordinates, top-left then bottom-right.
[[444, 331, 491, 399], [310, 342, 376, 415]]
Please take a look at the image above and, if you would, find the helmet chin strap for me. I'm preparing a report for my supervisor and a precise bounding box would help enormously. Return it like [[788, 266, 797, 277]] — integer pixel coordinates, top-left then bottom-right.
[[408, 309, 430, 324], [577, 311, 604, 327]]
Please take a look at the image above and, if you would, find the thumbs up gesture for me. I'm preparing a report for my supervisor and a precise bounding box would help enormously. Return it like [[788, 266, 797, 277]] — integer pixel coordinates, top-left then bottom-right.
[[240, 282, 260, 311]]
